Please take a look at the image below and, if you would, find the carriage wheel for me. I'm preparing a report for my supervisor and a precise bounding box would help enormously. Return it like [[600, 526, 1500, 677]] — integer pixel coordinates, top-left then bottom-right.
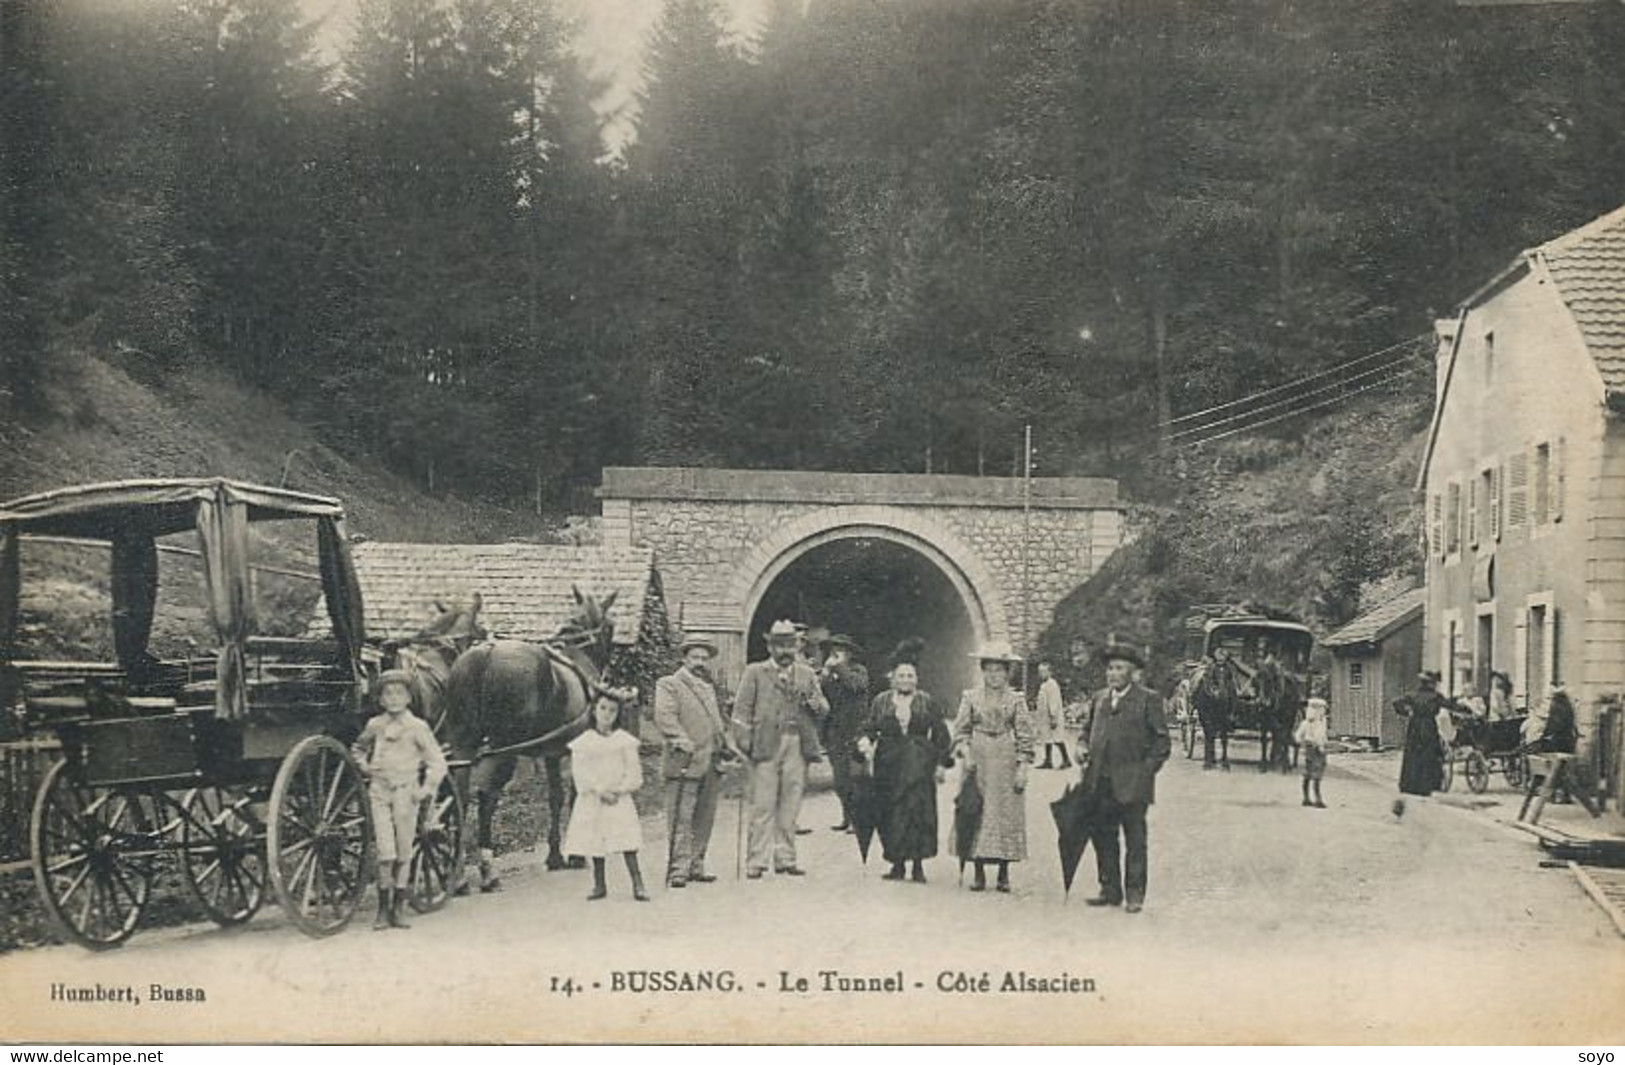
[[1464, 751, 1490, 795], [267, 736, 371, 938], [1505, 754, 1528, 790], [29, 761, 156, 951], [175, 787, 265, 926], [407, 775, 464, 914]]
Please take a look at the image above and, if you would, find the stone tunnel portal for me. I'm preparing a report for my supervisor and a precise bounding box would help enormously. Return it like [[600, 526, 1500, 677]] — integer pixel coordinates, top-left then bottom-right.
[[745, 536, 981, 699]]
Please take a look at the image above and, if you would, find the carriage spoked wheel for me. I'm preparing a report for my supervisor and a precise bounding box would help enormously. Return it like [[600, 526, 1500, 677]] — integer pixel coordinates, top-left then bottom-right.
[[1464, 750, 1490, 795], [267, 736, 372, 938], [29, 760, 159, 951], [174, 786, 266, 926], [407, 774, 464, 914]]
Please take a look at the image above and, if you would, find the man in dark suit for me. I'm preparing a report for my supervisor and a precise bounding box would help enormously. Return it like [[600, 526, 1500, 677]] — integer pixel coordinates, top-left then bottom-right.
[[1077, 639, 1171, 913], [653, 637, 741, 888]]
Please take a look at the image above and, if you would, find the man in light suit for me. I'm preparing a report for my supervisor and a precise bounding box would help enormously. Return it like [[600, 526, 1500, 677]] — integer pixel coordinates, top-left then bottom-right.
[[733, 619, 830, 878], [654, 637, 739, 888], [1077, 639, 1171, 913]]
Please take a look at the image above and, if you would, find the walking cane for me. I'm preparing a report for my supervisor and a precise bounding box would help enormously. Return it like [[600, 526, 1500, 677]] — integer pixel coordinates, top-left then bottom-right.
[[735, 757, 748, 880]]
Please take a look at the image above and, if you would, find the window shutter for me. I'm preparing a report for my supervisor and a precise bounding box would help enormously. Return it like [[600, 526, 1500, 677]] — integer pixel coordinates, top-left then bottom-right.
[[1429, 492, 1443, 558], [1489, 464, 1502, 541], [1468, 477, 1479, 548], [1513, 616, 1528, 707], [1507, 451, 1529, 528], [1552, 437, 1565, 523], [1549, 607, 1561, 688]]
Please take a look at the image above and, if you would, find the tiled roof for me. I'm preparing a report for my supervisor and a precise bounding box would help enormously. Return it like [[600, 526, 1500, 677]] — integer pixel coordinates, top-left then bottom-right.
[[1322, 587, 1425, 650], [325, 541, 657, 645], [1539, 204, 1625, 392]]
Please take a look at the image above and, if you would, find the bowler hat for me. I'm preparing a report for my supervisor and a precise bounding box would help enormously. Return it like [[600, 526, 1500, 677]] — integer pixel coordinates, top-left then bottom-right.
[[1099, 637, 1147, 669], [828, 633, 863, 655]]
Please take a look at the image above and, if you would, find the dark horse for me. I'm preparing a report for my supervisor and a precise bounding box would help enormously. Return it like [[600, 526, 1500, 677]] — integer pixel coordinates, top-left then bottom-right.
[[1190, 653, 1237, 771], [386, 593, 490, 733], [1253, 654, 1304, 773], [438, 587, 619, 891]]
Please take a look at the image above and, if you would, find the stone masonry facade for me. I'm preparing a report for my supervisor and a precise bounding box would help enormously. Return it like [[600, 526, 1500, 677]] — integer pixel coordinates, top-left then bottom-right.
[[598, 467, 1125, 681]]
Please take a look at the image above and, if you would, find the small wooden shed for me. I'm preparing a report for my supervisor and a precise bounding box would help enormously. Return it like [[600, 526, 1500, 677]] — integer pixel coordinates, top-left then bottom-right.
[[1323, 588, 1425, 747]]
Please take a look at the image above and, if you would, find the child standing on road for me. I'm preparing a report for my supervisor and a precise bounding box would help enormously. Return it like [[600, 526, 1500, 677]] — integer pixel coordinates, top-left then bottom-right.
[[564, 691, 650, 901], [1295, 697, 1329, 808], [352, 669, 447, 930]]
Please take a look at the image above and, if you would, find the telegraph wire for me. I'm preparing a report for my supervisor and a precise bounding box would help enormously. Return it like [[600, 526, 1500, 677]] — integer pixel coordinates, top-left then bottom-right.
[[1162, 332, 1431, 431], [1169, 362, 1426, 450], [1168, 352, 1426, 441]]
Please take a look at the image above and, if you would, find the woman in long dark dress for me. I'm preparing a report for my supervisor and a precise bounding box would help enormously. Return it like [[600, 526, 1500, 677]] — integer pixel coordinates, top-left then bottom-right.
[[1395, 671, 1448, 797], [860, 656, 953, 883]]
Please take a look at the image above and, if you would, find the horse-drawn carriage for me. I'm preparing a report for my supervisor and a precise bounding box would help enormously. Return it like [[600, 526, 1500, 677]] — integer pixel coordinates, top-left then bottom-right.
[[0, 479, 462, 949], [1179, 611, 1314, 771], [1441, 709, 1530, 795]]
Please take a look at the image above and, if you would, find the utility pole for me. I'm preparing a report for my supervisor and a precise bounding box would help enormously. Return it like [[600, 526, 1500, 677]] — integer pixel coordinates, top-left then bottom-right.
[[1021, 423, 1033, 693]]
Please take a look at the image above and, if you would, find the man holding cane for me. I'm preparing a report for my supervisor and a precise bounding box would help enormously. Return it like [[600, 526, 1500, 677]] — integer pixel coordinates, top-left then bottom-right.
[[654, 636, 740, 889], [733, 619, 830, 878]]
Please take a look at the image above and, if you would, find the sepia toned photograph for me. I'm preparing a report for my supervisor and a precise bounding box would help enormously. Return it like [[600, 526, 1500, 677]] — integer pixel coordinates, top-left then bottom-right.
[[1, 0, 1624, 1047]]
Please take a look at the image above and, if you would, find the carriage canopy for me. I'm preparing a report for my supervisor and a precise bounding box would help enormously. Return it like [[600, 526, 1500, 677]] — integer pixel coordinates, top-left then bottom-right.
[[1203, 616, 1314, 673], [0, 479, 366, 720]]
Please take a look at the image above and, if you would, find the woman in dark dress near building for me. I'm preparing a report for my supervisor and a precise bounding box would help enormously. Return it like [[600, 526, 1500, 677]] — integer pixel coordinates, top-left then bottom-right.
[[860, 641, 953, 883], [1395, 670, 1449, 797]]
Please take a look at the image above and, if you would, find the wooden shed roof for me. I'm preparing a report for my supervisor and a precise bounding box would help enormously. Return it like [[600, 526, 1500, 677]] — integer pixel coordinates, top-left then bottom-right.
[[1323, 587, 1425, 651]]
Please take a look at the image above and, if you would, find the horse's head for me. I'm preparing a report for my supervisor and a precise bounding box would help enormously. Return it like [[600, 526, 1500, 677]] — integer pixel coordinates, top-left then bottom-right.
[[559, 584, 617, 669], [417, 592, 489, 659]]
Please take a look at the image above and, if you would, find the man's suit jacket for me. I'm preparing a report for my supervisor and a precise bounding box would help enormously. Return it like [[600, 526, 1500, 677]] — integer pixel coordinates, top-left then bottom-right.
[[1081, 683, 1171, 806], [731, 659, 829, 763], [653, 668, 727, 780]]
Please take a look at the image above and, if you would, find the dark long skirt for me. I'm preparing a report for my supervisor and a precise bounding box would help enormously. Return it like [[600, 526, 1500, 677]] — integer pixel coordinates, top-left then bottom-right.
[[1398, 711, 1443, 796], [875, 734, 944, 863]]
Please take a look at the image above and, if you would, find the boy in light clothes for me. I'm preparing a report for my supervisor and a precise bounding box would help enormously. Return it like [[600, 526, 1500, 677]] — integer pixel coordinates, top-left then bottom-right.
[[352, 669, 448, 930], [1294, 697, 1329, 809]]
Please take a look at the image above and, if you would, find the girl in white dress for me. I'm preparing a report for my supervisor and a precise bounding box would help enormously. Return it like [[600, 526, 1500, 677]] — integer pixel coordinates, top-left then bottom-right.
[[564, 694, 649, 901]]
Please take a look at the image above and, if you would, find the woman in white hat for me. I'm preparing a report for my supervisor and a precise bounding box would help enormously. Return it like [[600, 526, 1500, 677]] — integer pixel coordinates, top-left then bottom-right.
[[950, 640, 1037, 892]]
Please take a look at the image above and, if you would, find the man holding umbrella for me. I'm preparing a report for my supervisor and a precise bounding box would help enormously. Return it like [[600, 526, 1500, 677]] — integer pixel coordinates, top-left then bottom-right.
[[1077, 638, 1171, 913], [653, 636, 741, 889]]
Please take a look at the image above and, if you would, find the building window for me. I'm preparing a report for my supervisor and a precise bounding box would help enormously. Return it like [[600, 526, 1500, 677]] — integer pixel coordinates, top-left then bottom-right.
[[1349, 661, 1364, 690], [1485, 464, 1501, 541], [1484, 331, 1495, 388], [1534, 442, 1552, 525], [1445, 480, 1462, 555], [1507, 452, 1529, 528]]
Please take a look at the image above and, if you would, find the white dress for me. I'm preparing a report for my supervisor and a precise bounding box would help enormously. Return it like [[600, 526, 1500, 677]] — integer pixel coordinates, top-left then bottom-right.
[[562, 729, 644, 857]]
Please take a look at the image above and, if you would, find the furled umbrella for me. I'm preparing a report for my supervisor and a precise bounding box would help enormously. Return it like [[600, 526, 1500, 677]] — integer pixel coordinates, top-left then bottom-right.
[[1049, 781, 1100, 898], [849, 750, 881, 864], [953, 764, 984, 885]]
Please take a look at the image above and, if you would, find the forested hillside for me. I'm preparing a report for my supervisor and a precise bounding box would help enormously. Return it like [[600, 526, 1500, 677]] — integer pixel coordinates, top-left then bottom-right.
[[4, 0, 1623, 510]]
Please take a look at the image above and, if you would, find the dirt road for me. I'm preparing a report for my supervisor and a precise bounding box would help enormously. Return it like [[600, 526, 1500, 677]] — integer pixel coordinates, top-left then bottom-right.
[[3, 754, 1621, 1043]]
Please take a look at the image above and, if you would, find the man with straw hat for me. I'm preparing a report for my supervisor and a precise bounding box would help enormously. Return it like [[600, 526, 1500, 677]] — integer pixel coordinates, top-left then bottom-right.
[[653, 635, 740, 889], [733, 619, 830, 878], [1077, 636, 1170, 914]]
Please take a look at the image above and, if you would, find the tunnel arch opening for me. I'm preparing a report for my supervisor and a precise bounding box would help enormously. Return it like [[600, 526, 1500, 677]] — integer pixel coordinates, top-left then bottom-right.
[[740, 526, 993, 699]]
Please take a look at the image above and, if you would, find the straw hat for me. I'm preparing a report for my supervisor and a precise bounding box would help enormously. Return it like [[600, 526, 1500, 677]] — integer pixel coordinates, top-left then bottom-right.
[[969, 639, 1023, 665], [676, 636, 718, 657]]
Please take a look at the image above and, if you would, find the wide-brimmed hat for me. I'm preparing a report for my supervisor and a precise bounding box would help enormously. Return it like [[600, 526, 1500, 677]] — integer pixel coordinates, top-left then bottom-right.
[[377, 669, 414, 694], [676, 635, 718, 657], [969, 639, 1022, 665], [765, 619, 801, 644], [1099, 638, 1147, 669], [827, 633, 862, 654]]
